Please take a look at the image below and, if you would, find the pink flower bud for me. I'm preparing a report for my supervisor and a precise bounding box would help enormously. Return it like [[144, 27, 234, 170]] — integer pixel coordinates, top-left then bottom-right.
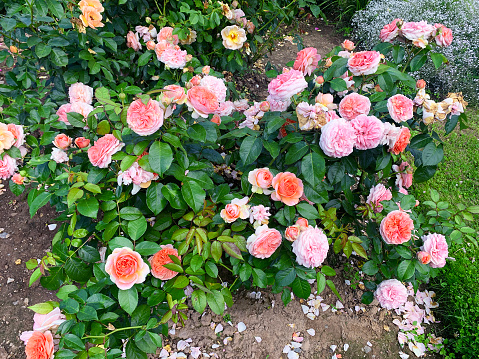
[[146, 40, 156, 50], [259, 101, 270, 112], [315, 76, 324, 85], [416, 79, 426, 89], [211, 114, 221, 125], [341, 40, 355, 51], [74, 137, 90, 149], [202, 66, 210, 75], [417, 251, 431, 264], [12, 173, 25, 185]]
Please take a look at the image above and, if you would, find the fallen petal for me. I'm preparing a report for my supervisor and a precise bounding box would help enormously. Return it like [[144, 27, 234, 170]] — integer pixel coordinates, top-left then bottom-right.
[[307, 329, 315, 336], [255, 337, 262, 343], [237, 322, 246, 333]]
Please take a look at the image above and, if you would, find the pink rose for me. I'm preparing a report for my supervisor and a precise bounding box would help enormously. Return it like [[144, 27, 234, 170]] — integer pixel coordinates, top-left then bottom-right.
[[0, 123, 15, 153], [392, 161, 413, 188], [374, 279, 408, 309], [338, 93, 371, 121], [68, 82, 93, 104], [293, 47, 321, 76], [246, 20, 255, 34], [268, 70, 308, 101], [351, 114, 384, 150], [421, 233, 448, 268], [33, 307, 65, 332], [220, 197, 250, 223], [271, 172, 304, 206], [51, 148, 68, 163], [266, 95, 291, 112], [12, 173, 25, 185], [24, 330, 55, 359], [380, 19, 400, 42], [149, 244, 181, 280], [127, 99, 164, 136], [105, 247, 150, 290], [118, 162, 158, 194], [214, 101, 235, 117], [292, 226, 329, 268], [233, 99, 249, 111], [250, 205, 271, 226], [434, 24, 453, 47], [387, 94, 414, 123], [296, 217, 308, 230], [7, 123, 25, 148], [163, 85, 187, 104], [157, 26, 179, 45], [187, 86, 219, 118], [341, 40, 355, 51], [248, 168, 273, 194], [390, 127, 410, 155], [315, 93, 336, 110], [126, 31, 142, 51], [70, 102, 93, 119], [154, 40, 174, 60], [88, 134, 125, 168], [160, 47, 187, 69], [366, 184, 392, 213], [246, 225, 282, 259], [56, 103, 73, 125], [380, 210, 414, 245], [74, 137, 90, 148], [417, 251, 431, 265], [0, 154, 18, 180], [379, 122, 401, 148], [53, 134, 72, 149], [401, 21, 434, 41], [285, 225, 301, 242], [200, 76, 227, 103], [319, 118, 356, 158], [347, 51, 381, 76]]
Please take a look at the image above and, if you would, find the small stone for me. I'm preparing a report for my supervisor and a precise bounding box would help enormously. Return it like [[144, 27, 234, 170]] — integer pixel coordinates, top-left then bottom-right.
[[15, 259, 21, 265], [6, 278, 14, 284], [237, 322, 246, 333], [255, 337, 262, 343], [307, 329, 315, 336], [344, 343, 349, 351], [363, 346, 372, 353]]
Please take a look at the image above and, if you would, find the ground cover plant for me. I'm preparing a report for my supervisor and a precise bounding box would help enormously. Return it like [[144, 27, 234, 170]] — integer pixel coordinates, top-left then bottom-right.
[[1, 2, 479, 358]]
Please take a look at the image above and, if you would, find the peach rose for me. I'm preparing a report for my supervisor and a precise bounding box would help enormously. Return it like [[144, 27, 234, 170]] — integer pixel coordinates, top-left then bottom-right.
[[374, 279, 408, 310], [417, 251, 431, 265], [33, 307, 65, 332], [80, 6, 104, 29], [53, 134, 72, 149], [387, 94, 414, 123], [51, 148, 68, 164], [160, 47, 187, 69], [292, 226, 329, 268], [220, 197, 250, 223], [79, 0, 104, 12], [69, 83, 93, 104], [127, 99, 164, 136], [248, 168, 273, 195], [200, 76, 227, 103], [157, 27, 179, 45], [0, 123, 15, 153], [75, 137, 91, 148], [154, 40, 174, 60], [126, 31, 142, 51], [149, 244, 181, 280], [268, 70, 308, 101], [24, 331, 54, 359], [380, 210, 414, 245], [246, 225, 282, 259], [105, 247, 150, 290], [7, 123, 25, 148], [296, 217, 308, 230], [416, 79, 426, 89], [434, 24, 453, 47], [315, 93, 336, 110], [271, 172, 303, 206], [293, 47, 321, 76], [12, 173, 25, 185], [211, 115, 221, 125], [163, 85, 187, 104], [380, 19, 400, 42], [347, 51, 381, 76], [56, 103, 73, 125], [422, 233, 448, 268], [88, 134, 125, 168], [341, 40, 355, 51], [70, 102, 93, 119], [221, 25, 247, 50], [146, 40, 156, 50], [366, 184, 392, 213], [390, 127, 410, 155], [338, 93, 371, 121], [187, 86, 219, 118], [0, 154, 18, 180], [285, 225, 301, 242]]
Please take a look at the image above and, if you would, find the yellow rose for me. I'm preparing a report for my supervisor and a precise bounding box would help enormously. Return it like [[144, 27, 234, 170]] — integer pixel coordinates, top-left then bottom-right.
[[221, 25, 247, 50]]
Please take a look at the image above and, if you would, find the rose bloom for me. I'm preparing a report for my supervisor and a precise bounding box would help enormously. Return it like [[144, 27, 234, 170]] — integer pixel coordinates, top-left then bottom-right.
[[180, 29, 197, 45], [126, 31, 142, 51], [160, 47, 187, 69], [380, 210, 414, 245], [12, 173, 25, 185], [347, 51, 381, 76], [50, 148, 68, 164], [293, 47, 321, 76], [221, 25, 247, 50], [80, 6, 104, 29], [220, 197, 250, 223], [88, 134, 125, 168], [200, 76, 227, 103], [187, 86, 219, 118], [56, 103, 73, 125], [390, 127, 411, 155], [292, 226, 329, 268], [246, 225, 282, 259], [146, 40, 156, 50], [157, 27, 179, 45], [248, 168, 273, 195], [422, 233, 448, 268], [387, 94, 414, 123], [233, 99, 249, 111], [366, 184, 392, 213], [351, 114, 384, 150], [285, 225, 301, 242], [23, 331, 54, 359], [268, 70, 308, 101], [0, 154, 18, 180], [341, 39, 355, 51], [250, 205, 271, 227], [0, 123, 15, 153], [392, 161, 413, 188], [266, 95, 291, 112], [379, 122, 401, 148], [79, 0, 104, 12], [127, 99, 164, 136], [319, 118, 356, 158], [417, 251, 431, 265], [374, 279, 408, 310], [338, 93, 371, 121], [118, 162, 158, 195], [163, 85, 187, 104], [246, 20, 255, 34], [70, 102, 93, 119], [149, 244, 181, 280], [7, 123, 25, 148], [215, 101, 235, 117], [53, 134, 72, 150], [380, 19, 400, 42], [271, 172, 304, 206], [401, 21, 434, 41], [434, 23, 453, 47], [154, 40, 174, 60], [69, 82, 93, 104], [75, 137, 90, 148], [296, 217, 309, 230], [315, 93, 337, 110], [105, 247, 150, 290], [33, 307, 65, 332]]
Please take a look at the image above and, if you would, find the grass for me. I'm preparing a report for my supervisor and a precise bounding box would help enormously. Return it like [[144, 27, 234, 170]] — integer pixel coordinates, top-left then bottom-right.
[[413, 110, 479, 358]]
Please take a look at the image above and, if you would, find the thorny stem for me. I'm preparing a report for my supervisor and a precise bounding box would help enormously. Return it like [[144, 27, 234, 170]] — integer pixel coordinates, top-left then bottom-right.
[[82, 325, 144, 339]]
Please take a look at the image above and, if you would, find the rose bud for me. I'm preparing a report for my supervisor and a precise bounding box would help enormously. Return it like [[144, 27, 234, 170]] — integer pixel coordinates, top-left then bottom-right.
[[417, 251, 431, 265], [325, 57, 333, 68], [416, 79, 426, 89], [9, 45, 18, 54], [296, 217, 308, 230], [285, 225, 301, 242], [202, 66, 210, 75], [53, 134, 72, 150], [146, 40, 156, 50], [259, 101, 270, 112], [315, 76, 324, 85], [211, 114, 221, 125], [12, 173, 25, 185], [375, 84, 383, 92], [75, 137, 91, 149], [145, 17, 151, 24], [341, 40, 355, 51]]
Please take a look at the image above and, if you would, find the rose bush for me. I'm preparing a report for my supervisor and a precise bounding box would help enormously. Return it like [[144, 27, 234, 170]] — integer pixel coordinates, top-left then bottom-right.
[[1, 15, 479, 358]]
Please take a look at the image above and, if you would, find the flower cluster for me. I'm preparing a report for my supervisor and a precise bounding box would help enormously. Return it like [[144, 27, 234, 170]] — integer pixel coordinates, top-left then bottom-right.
[[414, 85, 467, 124], [56, 82, 94, 125], [380, 19, 452, 48]]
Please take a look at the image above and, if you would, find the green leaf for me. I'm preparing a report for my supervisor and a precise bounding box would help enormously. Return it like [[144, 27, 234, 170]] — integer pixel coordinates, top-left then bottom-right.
[[109, 237, 134, 250], [321, 265, 336, 276], [444, 115, 459, 135], [86, 293, 116, 309], [265, 117, 285, 134], [35, 43, 52, 58], [128, 216, 147, 241], [149, 141, 173, 176], [240, 136, 262, 165], [323, 57, 348, 81], [187, 124, 207, 142], [414, 165, 437, 183], [29, 192, 52, 217], [281, 288, 292, 306], [275, 267, 296, 286], [126, 341, 147, 359], [422, 142, 444, 166], [252, 268, 267, 288], [409, 52, 428, 72], [430, 52, 446, 69], [63, 334, 85, 351], [28, 301, 55, 314], [263, 140, 280, 158], [327, 162, 345, 184], [285, 141, 308, 165], [361, 291, 374, 305], [0, 18, 17, 32], [206, 290, 225, 315], [77, 197, 99, 218], [400, 195, 417, 211], [78, 245, 100, 263], [205, 261, 218, 277], [301, 152, 325, 187], [296, 202, 319, 219], [326, 280, 342, 301], [181, 181, 206, 213], [64, 258, 92, 282], [51, 48, 68, 67], [211, 241, 222, 262], [77, 305, 98, 321], [191, 290, 207, 313], [137, 51, 152, 67], [329, 78, 347, 92], [362, 261, 379, 275], [135, 242, 161, 256], [118, 287, 138, 315], [317, 272, 326, 294], [173, 276, 189, 289], [120, 207, 142, 220], [291, 277, 311, 299], [45, 0, 64, 18], [397, 260, 415, 280]]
